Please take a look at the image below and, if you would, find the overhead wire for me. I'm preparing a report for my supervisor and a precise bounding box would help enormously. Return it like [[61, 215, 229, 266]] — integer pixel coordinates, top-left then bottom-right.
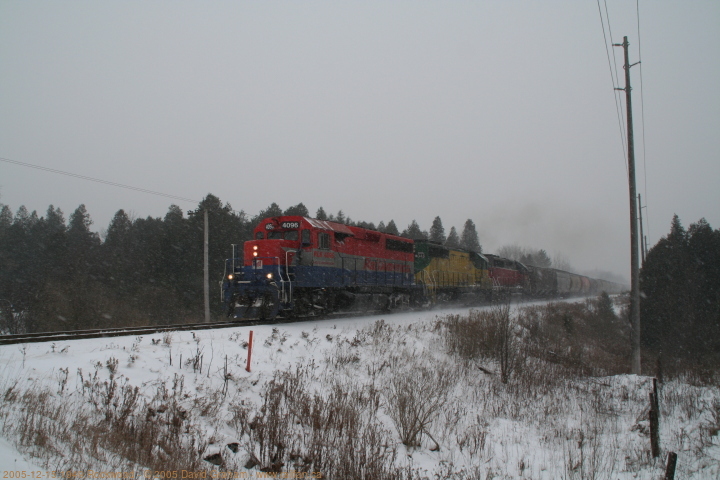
[[0, 157, 201, 205], [636, 0, 650, 239], [0, 157, 251, 218], [596, 0, 629, 176]]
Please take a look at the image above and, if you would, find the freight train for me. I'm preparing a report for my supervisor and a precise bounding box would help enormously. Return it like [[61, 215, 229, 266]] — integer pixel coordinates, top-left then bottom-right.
[[221, 216, 625, 319]]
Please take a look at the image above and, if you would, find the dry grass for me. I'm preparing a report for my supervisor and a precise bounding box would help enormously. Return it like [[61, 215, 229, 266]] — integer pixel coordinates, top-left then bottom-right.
[[0, 367, 206, 472], [1, 298, 717, 478]]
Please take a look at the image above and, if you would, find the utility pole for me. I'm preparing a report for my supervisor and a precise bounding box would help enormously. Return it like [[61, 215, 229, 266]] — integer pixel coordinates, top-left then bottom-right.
[[615, 36, 641, 375], [639, 194, 646, 263], [204, 209, 210, 323]]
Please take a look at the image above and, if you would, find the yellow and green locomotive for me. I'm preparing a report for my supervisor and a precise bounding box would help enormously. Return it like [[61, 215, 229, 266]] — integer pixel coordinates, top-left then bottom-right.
[[413, 240, 492, 304]]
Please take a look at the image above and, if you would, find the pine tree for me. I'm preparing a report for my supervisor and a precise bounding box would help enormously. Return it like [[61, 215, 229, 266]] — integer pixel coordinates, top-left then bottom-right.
[[256, 202, 283, 220], [402, 220, 426, 240], [640, 214, 720, 367], [385, 220, 400, 236], [445, 227, 460, 248], [460, 219, 481, 252], [316, 207, 328, 220], [336, 210, 346, 224], [284, 203, 309, 217], [0, 205, 12, 230], [429, 216, 446, 243], [105, 210, 132, 247], [534, 249, 552, 268]]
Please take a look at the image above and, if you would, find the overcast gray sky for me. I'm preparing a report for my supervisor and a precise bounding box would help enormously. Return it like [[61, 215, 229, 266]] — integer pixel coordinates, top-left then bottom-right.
[[1, 1, 718, 280]]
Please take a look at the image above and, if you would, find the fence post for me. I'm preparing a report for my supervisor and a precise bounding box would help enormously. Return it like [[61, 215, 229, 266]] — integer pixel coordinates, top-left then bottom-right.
[[650, 377, 660, 458], [664, 452, 677, 480], [246, 330, 254, 373]]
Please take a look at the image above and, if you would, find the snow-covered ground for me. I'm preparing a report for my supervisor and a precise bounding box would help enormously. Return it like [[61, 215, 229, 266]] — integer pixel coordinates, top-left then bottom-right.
[[1, 301, 718, 478]]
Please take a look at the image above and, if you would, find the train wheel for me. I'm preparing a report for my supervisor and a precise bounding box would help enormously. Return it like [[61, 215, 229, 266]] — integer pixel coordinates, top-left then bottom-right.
[[257, 293, 275, 320]]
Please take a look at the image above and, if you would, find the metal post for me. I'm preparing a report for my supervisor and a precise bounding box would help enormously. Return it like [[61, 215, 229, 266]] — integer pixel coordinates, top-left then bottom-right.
[[615, 36, 641, 375]]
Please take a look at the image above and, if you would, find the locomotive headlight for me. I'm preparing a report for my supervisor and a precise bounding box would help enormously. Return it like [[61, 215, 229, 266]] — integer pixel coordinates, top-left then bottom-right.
[[227, 274, 234, 280], [253, 245, 258, 251], [266, 273, 273, 279], [253, 252, 258, 257]]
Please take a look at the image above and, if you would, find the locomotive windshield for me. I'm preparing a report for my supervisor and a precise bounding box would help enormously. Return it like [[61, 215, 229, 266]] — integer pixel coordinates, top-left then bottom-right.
[[267, 230, 299, 241]]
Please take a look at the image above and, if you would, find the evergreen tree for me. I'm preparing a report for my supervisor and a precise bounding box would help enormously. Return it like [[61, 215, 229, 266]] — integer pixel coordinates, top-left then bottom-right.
[[377, 221, 386, 233], [515, 248, 552, 267], [315, 207, 328, 220], [105, 210, 132, 247], [60, 205, 101, 329], [256, 202, 283, 220], [43, 205, 66, 233], [445, 227, 461, 248], [460, 219, 481, 252], [67, 204, 97, 245], [385, 220, 400, 236], [164, 204, 184, 223], [37, 205, 68, 279], [355, 221, 376, 230], [402, 220, 426, 240], [641, 214, 720, 368], [13, 206, 37, 232], [534, 249, 552, 268], [429, 216, 446, 243], [497, 244, 524, 261], [284, 203, 309, 217], [0, 205, 12, 230], [181, 195, 238, 319], [336, 210, 346, 224]]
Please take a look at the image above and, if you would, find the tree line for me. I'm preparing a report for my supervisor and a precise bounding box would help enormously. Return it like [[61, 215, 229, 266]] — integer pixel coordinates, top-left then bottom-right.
[[640, 215, 720, 372], [0, 195, 483, 333]]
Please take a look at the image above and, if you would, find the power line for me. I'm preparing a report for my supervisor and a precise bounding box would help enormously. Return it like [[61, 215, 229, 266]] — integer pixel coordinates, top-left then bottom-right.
[[0, 157, 200, 205], [596, 0, 629, 175], [636, 0, 650, 239]]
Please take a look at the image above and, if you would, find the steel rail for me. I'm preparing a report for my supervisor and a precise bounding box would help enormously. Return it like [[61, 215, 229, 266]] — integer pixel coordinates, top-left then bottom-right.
[[0, 311, 385, 346]]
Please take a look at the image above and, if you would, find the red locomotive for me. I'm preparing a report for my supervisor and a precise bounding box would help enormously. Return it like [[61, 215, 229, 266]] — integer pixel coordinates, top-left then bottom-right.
[[223, 216, 415, 319]]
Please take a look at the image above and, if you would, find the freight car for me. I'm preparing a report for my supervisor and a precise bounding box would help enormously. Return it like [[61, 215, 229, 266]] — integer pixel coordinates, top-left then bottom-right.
[[525, 266, 593, 297]]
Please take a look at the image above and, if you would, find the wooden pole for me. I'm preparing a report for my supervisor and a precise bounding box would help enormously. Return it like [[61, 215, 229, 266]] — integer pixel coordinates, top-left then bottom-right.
[[246, 330, 254, 372], [649, 377, 660, 458], [664, 452, 677, 480], [638, 194, 646, 263], [614, 35, 641, 375], [204, 209, 210, 323]]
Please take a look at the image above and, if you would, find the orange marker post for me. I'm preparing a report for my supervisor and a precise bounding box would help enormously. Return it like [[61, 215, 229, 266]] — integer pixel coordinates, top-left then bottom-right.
[[246, 330, 254, 372]]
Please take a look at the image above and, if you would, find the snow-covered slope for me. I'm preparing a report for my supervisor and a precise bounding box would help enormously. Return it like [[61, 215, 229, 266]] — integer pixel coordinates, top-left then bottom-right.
[[1, 303, 718, 478]]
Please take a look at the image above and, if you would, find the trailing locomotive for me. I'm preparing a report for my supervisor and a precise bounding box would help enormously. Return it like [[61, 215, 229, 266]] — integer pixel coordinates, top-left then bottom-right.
[[222, 215, 625, 319]]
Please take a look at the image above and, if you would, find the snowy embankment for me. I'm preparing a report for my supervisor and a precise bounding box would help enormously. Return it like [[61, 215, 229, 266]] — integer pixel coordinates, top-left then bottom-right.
[[0, 300, 718, 478]]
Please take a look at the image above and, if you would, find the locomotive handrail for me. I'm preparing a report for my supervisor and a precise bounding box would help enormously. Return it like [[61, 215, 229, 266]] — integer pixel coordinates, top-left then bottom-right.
[[284, 251, 294, 305]]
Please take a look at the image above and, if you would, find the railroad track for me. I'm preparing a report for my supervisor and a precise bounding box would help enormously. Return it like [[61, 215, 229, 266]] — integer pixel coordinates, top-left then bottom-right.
[[0, 311, 386, 346]]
